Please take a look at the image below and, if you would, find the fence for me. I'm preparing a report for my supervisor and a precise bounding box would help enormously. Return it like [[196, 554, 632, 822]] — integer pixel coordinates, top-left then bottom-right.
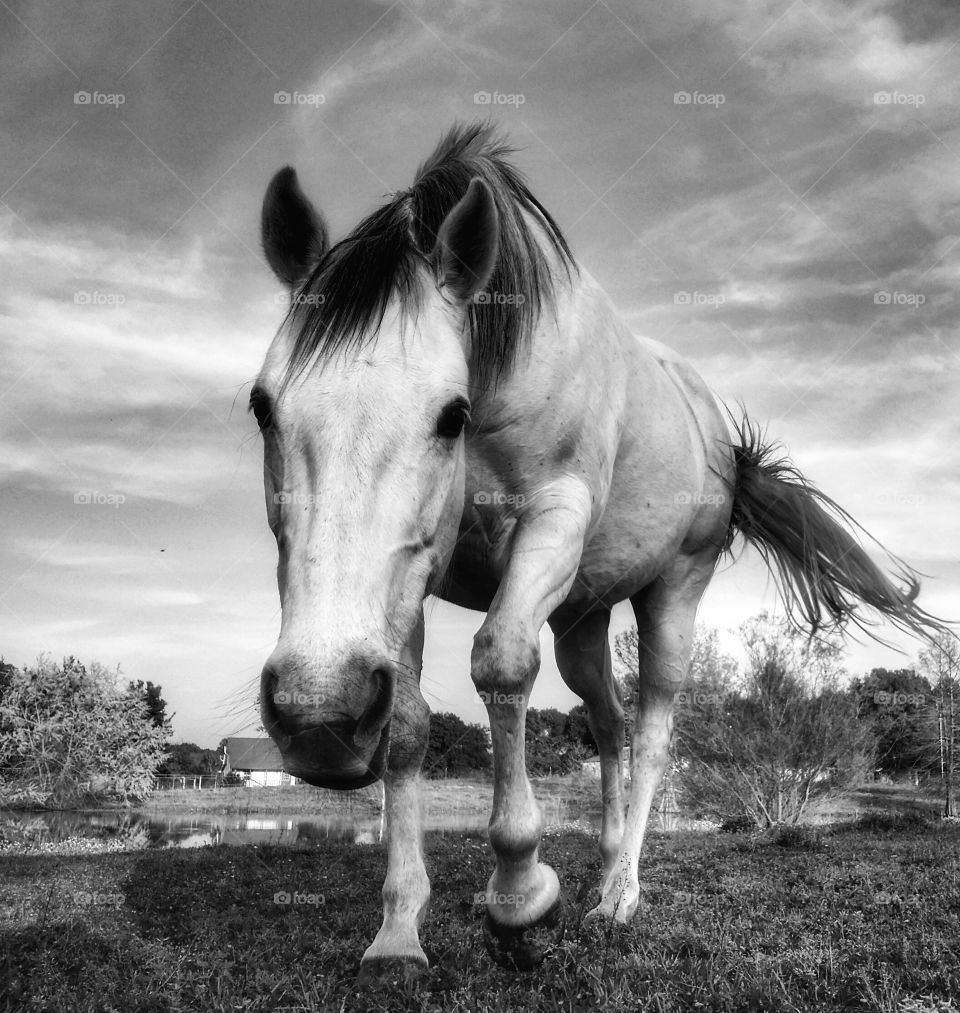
[[151, 774, 224, 790], [655, 774, 682, 832]]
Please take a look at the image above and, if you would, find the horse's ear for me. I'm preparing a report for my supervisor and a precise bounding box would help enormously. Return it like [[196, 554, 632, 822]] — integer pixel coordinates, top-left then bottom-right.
[[433, 176, 499, 303], [261, 167, 328, 288]]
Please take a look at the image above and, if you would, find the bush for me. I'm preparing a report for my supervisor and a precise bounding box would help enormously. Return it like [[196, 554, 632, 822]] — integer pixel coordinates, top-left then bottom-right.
[[755, 824, 826, 849], [719, 814, 755, 834], [0, 655, 169, 808], [855, 809, 935, 832], [675, 615, 874, 829]]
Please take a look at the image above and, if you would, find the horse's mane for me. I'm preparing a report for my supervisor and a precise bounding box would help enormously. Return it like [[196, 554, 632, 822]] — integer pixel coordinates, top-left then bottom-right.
[[283, 122, 576, 393]]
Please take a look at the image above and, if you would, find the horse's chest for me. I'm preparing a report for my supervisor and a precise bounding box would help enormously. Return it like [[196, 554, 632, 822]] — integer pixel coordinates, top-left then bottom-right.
[[439, 517, 515, 612]]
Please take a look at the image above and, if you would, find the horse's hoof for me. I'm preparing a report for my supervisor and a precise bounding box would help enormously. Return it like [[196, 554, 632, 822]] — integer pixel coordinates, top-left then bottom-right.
[[581, 903, 604, 924], [356, 955, 428, 988], [582, 895, 636, 926], [483, 895, 565, 970]]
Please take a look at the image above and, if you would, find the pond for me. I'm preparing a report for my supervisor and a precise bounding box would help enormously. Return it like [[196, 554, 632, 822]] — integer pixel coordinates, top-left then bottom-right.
[[4, 806, 606, 850]]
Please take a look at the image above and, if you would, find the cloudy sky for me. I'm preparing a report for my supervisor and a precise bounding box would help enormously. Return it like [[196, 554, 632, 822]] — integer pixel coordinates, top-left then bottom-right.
[[2, 0, 958, 747]]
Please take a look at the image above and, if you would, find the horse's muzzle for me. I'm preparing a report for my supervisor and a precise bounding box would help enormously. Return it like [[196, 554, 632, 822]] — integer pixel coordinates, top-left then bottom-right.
[[281, 718, 391, 789], [260, 656, 395, 789]]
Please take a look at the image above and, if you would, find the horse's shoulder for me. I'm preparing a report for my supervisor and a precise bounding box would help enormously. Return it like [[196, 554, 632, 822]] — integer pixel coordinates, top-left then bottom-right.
[[633, 335, 712, 402], [632, 333, 696, 376]]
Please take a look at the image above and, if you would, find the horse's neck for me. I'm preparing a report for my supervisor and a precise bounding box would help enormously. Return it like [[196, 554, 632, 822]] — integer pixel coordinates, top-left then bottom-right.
[[468, 260, 635, 469], [480, 260, 642, 419], [471, 253, 717, 486]]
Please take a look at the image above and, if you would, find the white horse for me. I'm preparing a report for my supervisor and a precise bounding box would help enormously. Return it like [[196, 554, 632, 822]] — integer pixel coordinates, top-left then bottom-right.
[[252, 123, 943, 977]]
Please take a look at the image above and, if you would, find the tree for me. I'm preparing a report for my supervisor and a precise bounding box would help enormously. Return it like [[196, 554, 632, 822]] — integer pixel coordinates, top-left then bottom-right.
[[524, 707, 589, 776], [563, 703, 597, 754], [422, 712, 491, 777], [0, 655, 170, 807], [918, 632, 960, 817], [849, 668, 933, 778], [674, 614, 873, 828], [738, 612, 846, 693], [0, 660, 16, 698], [128, 680, 171, 731], [159, 742, 221, 776]]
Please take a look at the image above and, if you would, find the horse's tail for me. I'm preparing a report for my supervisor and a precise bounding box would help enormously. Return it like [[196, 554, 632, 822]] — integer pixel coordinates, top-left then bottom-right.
[[723, 411, 949, 644]]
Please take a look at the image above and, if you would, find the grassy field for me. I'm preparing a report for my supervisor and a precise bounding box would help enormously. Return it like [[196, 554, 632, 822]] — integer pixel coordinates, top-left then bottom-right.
[[138, 783, 385, 816], [2, 809, 959, 1012], [136, 775, 605, 818]]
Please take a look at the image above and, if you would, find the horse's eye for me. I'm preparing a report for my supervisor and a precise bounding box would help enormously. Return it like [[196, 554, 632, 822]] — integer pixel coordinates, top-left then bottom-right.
[[250, 389, 273, 430], [436, 399, 470, 440]]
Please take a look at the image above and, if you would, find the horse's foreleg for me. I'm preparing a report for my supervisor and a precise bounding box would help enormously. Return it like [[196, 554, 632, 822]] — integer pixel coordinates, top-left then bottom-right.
[[359, 613, 431, 982], [358, 769, 430, 977], [471, 478, 592, 969]]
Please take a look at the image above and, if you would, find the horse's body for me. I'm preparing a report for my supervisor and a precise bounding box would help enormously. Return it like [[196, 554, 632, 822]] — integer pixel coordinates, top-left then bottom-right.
[[445, 269, 731, 616], [252, 123, 942, 976]]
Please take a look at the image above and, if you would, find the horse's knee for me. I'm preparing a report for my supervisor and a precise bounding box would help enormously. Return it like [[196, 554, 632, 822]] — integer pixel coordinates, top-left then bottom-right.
[[471, 621, 540, 697]]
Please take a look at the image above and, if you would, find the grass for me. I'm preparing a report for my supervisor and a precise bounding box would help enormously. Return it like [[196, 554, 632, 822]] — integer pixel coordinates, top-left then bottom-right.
[[2, 817, 959, 1012]]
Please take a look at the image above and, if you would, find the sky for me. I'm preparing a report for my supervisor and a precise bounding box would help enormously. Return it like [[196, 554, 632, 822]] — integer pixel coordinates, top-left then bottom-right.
[[1, 0, 958, 748]]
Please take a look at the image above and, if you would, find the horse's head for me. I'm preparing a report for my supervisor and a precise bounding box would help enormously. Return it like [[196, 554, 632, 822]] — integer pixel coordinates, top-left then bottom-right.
[[254, 165, 499, 788]]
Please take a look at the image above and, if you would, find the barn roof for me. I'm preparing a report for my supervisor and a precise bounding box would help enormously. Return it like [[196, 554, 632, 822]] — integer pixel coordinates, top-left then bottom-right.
[[224, 737, 286, 772]]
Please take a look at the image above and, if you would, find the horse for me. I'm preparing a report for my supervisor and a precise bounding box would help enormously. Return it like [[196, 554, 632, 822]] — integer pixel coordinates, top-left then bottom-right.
[[251, 122, 945, 977]]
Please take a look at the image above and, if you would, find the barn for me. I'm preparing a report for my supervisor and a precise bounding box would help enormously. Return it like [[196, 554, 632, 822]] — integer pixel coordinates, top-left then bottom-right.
[[222, 737, 299, 787]]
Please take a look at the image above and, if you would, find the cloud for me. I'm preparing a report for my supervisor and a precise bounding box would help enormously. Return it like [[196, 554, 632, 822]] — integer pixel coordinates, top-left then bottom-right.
[[2, 0, 957, 745]]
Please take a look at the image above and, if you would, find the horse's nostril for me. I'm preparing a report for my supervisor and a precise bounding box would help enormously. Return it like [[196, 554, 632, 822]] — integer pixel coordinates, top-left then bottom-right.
[[259, 666, 294, 750], [354, 666, 395, 748]]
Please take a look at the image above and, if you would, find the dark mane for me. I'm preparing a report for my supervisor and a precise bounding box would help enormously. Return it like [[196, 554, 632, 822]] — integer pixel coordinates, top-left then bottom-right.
[[283, 122, 576, 393]]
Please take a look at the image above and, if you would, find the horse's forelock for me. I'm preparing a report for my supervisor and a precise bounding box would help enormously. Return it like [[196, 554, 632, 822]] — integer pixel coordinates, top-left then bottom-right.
[[280, 122, 576, 394]]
